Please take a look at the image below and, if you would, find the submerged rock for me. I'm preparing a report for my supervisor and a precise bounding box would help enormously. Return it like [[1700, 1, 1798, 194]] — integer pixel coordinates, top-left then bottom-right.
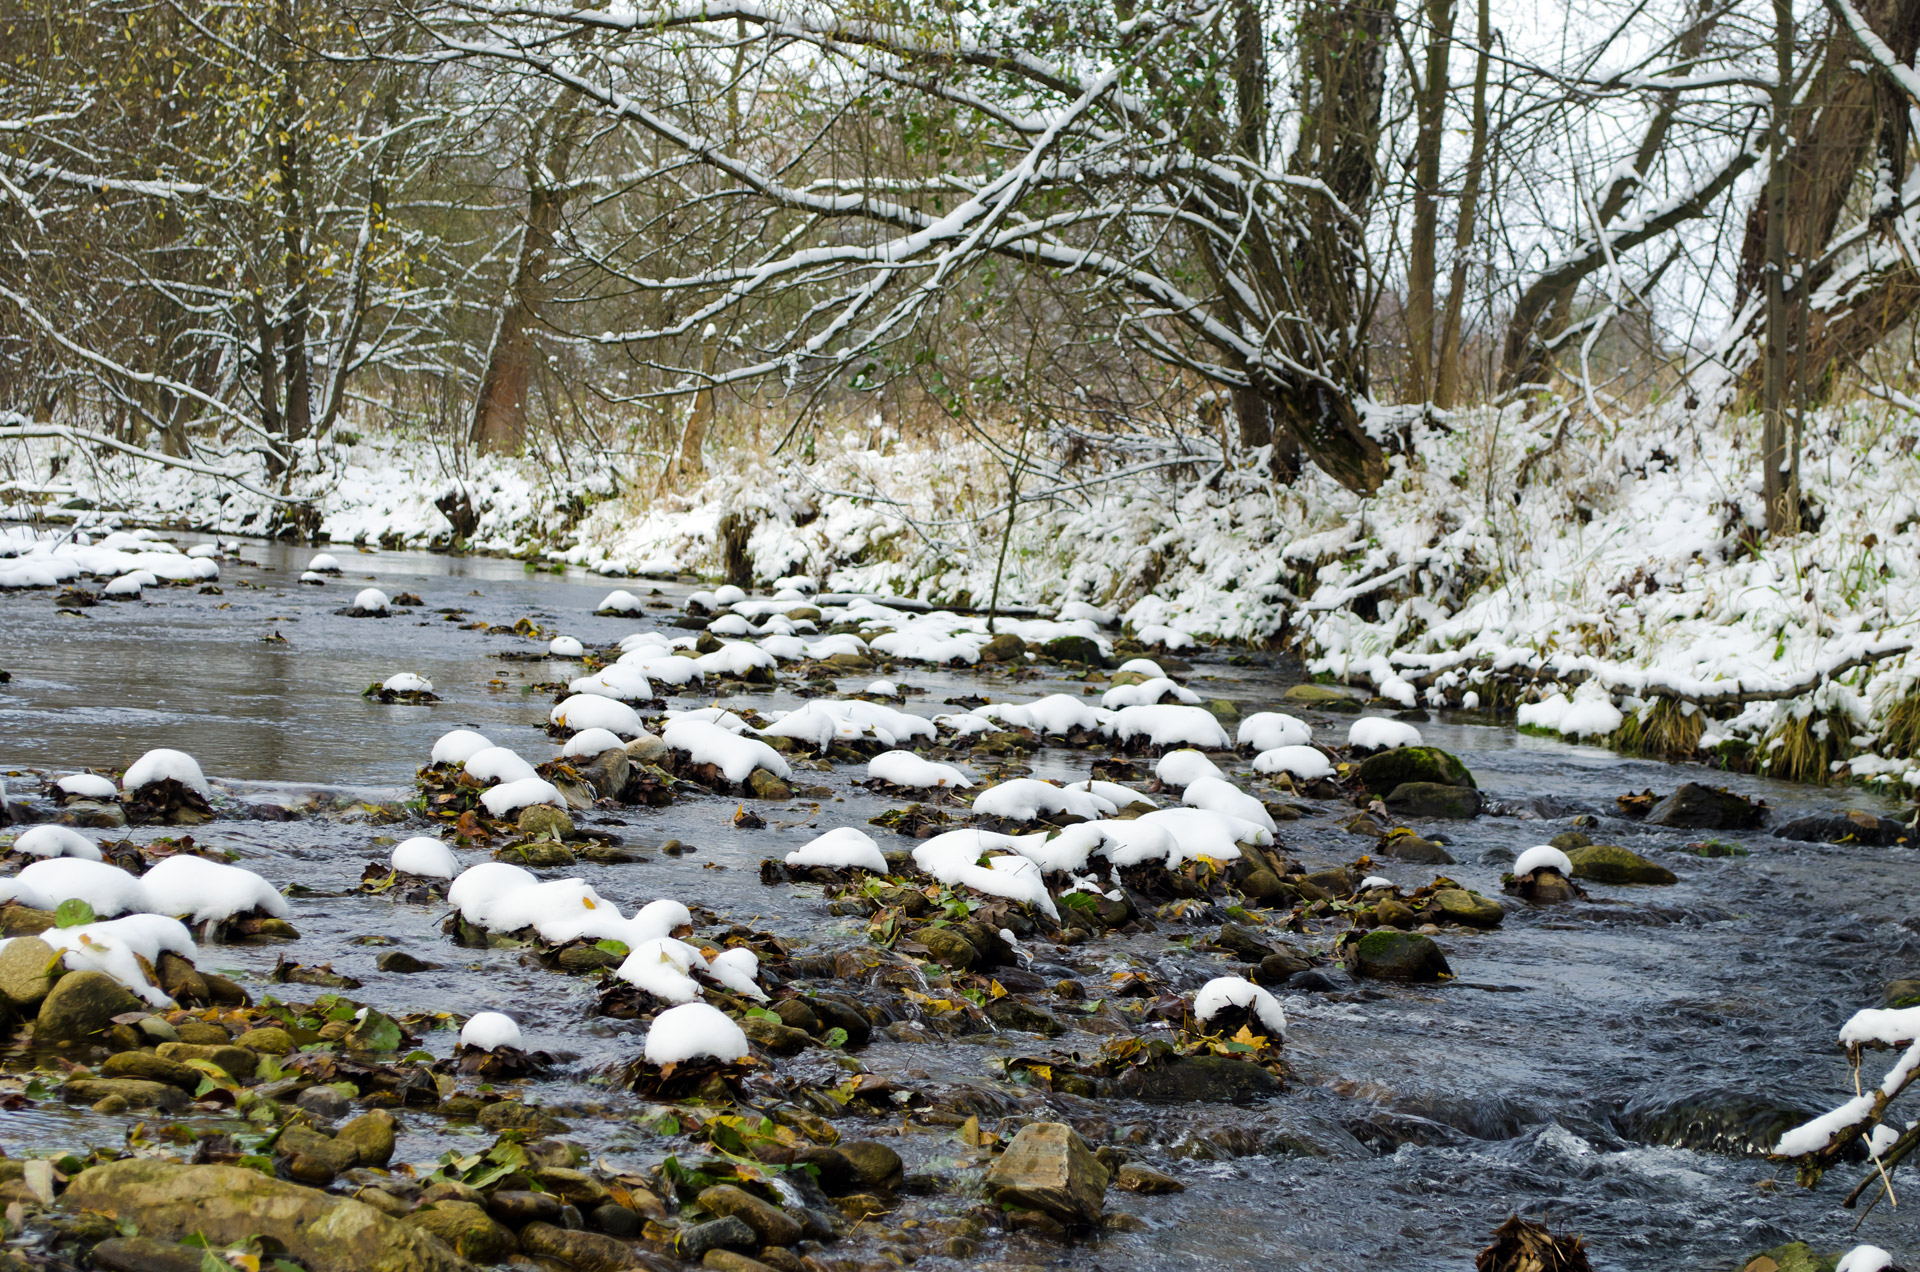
[[1117, 1056, 1282, 1103], [1645, 782, 1764, 830], [1356, 746, 1474, 791], [1564, 843, 1677, 885], [1385, 781, 1482, 820], [1774, 810, 1906, 846], [984, 1122, 1108, 1227], [1350, 930, 1451, 982]]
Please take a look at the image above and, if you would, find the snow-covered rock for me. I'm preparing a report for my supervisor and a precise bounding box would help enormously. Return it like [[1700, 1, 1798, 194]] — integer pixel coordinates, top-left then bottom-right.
[[122, 748, 211, 800], [597, 590, 644, 613], [867, 751, 972, 789], [550, 694, 645, 737], [662, 718, 791, 783], [460, 1012, 523, 1050], [785, 826, 888, 873], [644, 1001, 750, 1065], [1513, 845, 1574, 877], [561, 727, 627, 758], [55, 773, 118, 801], [351, 587, 390, 615], [1252, 745, 1335, 780], [391, 836, 460, 879], [0, 857, 148, 915], [140, 855, 289, 922], [480, 777, 566, 818], [1238, 711, 1313, 751], [431, 729, 493, 765], [1181, 775, 1277, 832], [972, 778, 1116, 822], [465, 746, 538, 785], [1348, 717, 1422, 751], [549, 635, 586, 657], [1155, 748, 1226, 788], [380, 672, 433, 694], [1194, 975, 1287, 1037], [1105, 704, 1232, 749], [11, 825, 103, 861]]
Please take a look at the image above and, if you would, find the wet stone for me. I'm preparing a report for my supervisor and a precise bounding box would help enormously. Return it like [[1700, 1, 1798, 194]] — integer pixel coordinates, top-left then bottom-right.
[[984, 1122, 1108, 1227], [697, 1184, 804, 1247], [679, 1215, 760, 1260]]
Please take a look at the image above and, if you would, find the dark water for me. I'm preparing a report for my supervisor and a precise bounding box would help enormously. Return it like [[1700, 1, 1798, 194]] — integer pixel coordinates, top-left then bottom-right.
[[1, 537, 1916, 1270]]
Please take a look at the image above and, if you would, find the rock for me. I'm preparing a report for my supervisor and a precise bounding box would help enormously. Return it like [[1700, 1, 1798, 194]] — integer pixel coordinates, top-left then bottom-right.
[[1738, 1243, 1836, 1272], [697, 1185, 803, 1247], [478, 1100, 568, 1134], [985, 997, 1064, 1037], [625, 734, 671, 765], [1425, 888, 1505, 928], [772, 999, 820, 1034], [172, 1019, 232, 1046], [745, 769, 792, 800], [703, 1253, 780, 1272], [486, 1190, 563, 1227], [1885, 979, 1920, 1008], [64, 1078, 188, 1110], [918, 927, 977, 970], [100, 1050, 201, 1090], [1355, 746, 1474, 789], [0, 936, 55, 1008], [0, 904, 56, 936], [678, 1216, 759, 1260], [1564, 843, 1677, 885], [1282, 683, 1362, 707], [1040, 635, 1107, 667], [1645, 782, 1763, 830], [1350, 930, 1451, 982], [741, 1016, 810, 1055], [590, 1203, 643, 1238], [377, 950, 440, 974], [1116, 1056, 1282, 1103], [579, 749, 630, 801], [1774, 810, 1904, 846], [155, 1042, 257, 1079], [336, 1110, 398, 1167], [1238, 869, 1297, 903], [279, 1126, 360, 1176], [1302, 868, 1353, 897], [155, 951, 208, 1004], [807, 997, 872, 1047], [1374, 832, 1456, 864], [984, 1122, 1108, 1227], [837, 1141, 903, 1192], [1373, 897, 1418, 929], [517, 804, 575, 841], [978, 633, 1028, 663], [296, 1085, 351, 1120], [1384, 782, 1482, 820], [1257, 950, 1311, 982], [64, 1159, 472, 1272], [137, 1016, 179, 1043], [236, 1026, 297, 1055], [405, 1201, 518, 1264], [530, 1167, 610, 1208], [1202, 699, 1240, 724], [1212, 921, 1275, 961], [37, 970, 144, 1043], [1286, 968, 1351, 993], [1550, 831, 1593, 850], [88, 1237, 212, 1272], [1115, 1163, 1184, 1194]]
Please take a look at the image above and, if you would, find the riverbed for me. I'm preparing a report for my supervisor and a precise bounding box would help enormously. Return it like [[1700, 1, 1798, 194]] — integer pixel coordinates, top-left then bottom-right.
[[1, 537, 1914, 1270]]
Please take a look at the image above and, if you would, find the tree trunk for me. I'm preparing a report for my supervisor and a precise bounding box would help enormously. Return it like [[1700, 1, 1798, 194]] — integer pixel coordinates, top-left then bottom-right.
[[1433, 0, 1489, 410], [1404, 0, 1455, 403], [660, 328, 720, 493], [1762, 0, 1800, 535]]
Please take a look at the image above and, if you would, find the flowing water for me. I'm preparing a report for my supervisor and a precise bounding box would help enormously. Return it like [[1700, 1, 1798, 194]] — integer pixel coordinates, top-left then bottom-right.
[[1, 538, 1916, 1270]]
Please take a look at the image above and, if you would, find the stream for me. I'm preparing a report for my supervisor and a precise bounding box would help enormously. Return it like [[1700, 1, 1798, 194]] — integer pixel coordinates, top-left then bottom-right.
[[1, 537, 1915, 1270]]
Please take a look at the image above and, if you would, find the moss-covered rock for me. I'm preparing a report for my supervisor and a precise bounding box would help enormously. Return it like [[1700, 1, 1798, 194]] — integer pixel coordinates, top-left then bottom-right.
[[1565, 843, 1677, 885], [1425, 887, 1505, 928], [1355, 746, 1475, 790], [1384, 782, 1482, 819], [37, 970, 143, 1044], [1350, 930, 1452, 982], [1040, 635, 1107, 667]]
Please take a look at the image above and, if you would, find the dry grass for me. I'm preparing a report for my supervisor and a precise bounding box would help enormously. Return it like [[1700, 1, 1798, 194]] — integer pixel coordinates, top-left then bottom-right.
[[1759, 711, 1854, 785], [1609, 698, 1705, 759], [1879, 687, 1920, 758]]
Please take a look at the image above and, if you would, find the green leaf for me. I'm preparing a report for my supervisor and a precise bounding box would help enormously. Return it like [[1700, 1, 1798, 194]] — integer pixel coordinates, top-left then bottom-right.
[[594, 939, 630, 957], [743, 1007, 780, 1022], [54, 898, 96, 929], [821, 1026, 849, 1049]]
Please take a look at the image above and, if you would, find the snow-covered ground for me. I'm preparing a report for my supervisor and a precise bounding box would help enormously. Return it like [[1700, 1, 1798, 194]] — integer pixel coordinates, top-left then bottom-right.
[[8, 403, 1920, 785]]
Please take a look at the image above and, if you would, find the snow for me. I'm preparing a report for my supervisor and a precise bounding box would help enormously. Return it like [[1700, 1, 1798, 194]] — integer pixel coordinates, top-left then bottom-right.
[[759, 699, 934, 750], [465, 746, 539, 785], [391, 836, 460, 879], [1181, 775, 1277, 832], [1513, 845, 1574, 877], [661, 718, 792, 783], [1155, 749, 1226, 788], [1349, 717, 1423, 751], [141, 855, 289, 922], [480, 777, 565, 817], [708, 947, 768, 1001], [1194, 975, 1287, 1036], [1238, 712, 1313, 751], [866, 679, 899, 696], [103, 573, 143, 597], [45, 915, 198, 1006], [460, 1012, 523, 1050], [1063, 778, 1156, 810], [644, 1001, 751, 1065], [1778, 1095, 1878, 1156], [54, 773, 118, 801], [1134, 807, 1270, 861], [0, 858, 148, 915], [309, 553, 342, 572], [714, 584, 747, 605], [973, 694, 1107, 735], [381, 672, 434, 694], [455, 873, 636, 944], [1060, 819, 1178, 868], [352, 587, 390, 614], [1105, 705, 1232, 749], [912, 830, 1060, 918], [298, 571, 326, 584], [432, 730, 494, 765], [633, 898, 694, 941], [1360, 875, 1395, 888], [561, 727, 627, 758], [598, 589, 644, 613], [122, 748, 211, 800], [1518, 682, 1626, 738], [1836, 1246, 1895, 1272], [867, 751, 972, 789], [1101, 677, 1202, 709], [616, 937, 704, 1003], [1057, 601, 1115, 625], [619, 653, 704, 685], [696, 641, 778, 676], [568, 665, 653, 701], [550, 694, 645, 736], [973, 778, 1117, 822], [786, 826, 889, 872], [1116, 657, 1165, 677], [549, 635, 586, 657], [1253, 745, 1335, 779], [1135, 624, 1196, 649], [11, 825, 103, 861]]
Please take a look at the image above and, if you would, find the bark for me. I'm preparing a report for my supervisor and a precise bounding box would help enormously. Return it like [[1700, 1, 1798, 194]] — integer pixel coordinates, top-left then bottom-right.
[[659, 330, 720, 492], [1762, 0, 1800, 535], [1433, 0, 1489, 409], [1403, 0, 1455, 402]]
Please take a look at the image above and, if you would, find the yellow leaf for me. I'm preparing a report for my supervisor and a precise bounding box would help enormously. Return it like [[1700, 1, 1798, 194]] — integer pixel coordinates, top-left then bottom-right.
[[988, 979, 1007, 1000]]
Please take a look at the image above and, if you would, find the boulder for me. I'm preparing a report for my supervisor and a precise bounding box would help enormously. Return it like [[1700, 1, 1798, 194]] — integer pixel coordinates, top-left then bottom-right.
[[625, 735, 671, 765], [695, 1185, 802, 1247], [745, 770, 792, 801], [1115, 1163, 1184, 1194], [279, 1127, 360, 1177], [485, 1191, 563, 1227], [677, 1216, 759, 1261], [1384, 782, 1482, 820], [984, 1122, 1108, 1227], [1564, 843, 1677, 885], [1645, 782, 1763, 830], [405, 1202, 517, 1264], [1425, 888, 1505, 928], [1114, 1056, 1282, 1103], [517, 805, 575, 841], [37, 969, 144, 1043], [335, 1110, 398, 1168], [978, 633, 1028, 663], [837, 1141, 903, 1192], [1774, 810, 1905, 846], [918, 928, 976, 971], [1374, 833, 1456, 864], [63, 1160, 474, 1272], [99, 1050, 201, 1090], [740, 1016, 810, 1055], [0, 936, 55, 1009], [1355, 746, 1474, 791], [64, 1078, 188, 1111], [520, 1222, 651, 1271], [579, 749, 631, 801], [1039, 635, 1107, 667], [236, 1026, 297, 1055], [88, 1237, 212, 1272], [1350, 930, 1451, 982], [1737, 1244, 1838, 1272], [155, 951, 208, 1004], [985, 997, 1065, 1037], [155, 1042, 257, 1079]]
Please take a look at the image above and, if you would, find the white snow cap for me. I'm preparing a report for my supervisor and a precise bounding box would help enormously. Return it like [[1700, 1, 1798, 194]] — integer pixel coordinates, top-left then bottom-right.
[[122, 748, 211, 800], [381, 672, 434, 694], [868, 752, 971, 790], [714, 584, 748, 606], [1155, 749, 1226, 789], [46, 914, 198, 1007], [352, 587, 390, 614], [104, 574, 143, 597], [465, 746, 538, 785], [1064, 778, 1156, 810], [1360, 875, 1395, 889], [1116, 657, 1165, 677], [431, 729, 493, 765], [1836, 1248, 1895, 1272], [141, 854, 289, 922], [1348, 717, 1422, 751], [866, 679, 899, 696], [662, 718, 791, 784], [1252, 745, 1334, 780], [1513, 845, 1574, 878], [707, 947, 768, 1001], [632, 898, 694, 941], [1194, 975, 1287, 1037], [550, 694, 646, 737], [645, 1001, 751, 1065], [598, 590, 643, 613], [56, 773, 119, 800], [309, 553, 342, 572], [1101, 677, 1201, 710], [1181, 775, 1277, 833], [1105, 704, 1233, 750], [569, 665, 653, 701], [786, 826, 888, 873], [617, 937, 704, 1003], [561, 727, 627, 758], [298, 571, 326, 585], [0, 858, 148, 916], [549, 636, 586, 657], [973, 778, 1116, 822], [1238, 712, 1312, 751], [480, 777, 565, 818], [11, 825, 103, 861], [912, 830, 1059, 918], [460, 1012, 523, 1051], [391, 836, 460, 879]]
